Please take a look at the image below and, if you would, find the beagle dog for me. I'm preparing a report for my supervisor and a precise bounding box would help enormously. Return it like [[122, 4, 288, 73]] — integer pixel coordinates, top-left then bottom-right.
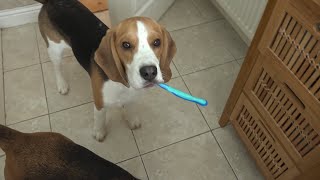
[[36, 0, 176, 141], [0, 125, 139, 179]]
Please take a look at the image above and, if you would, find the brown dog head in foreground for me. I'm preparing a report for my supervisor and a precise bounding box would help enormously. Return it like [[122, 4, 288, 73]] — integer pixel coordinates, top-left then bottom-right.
[[0, 125, 139, 180]]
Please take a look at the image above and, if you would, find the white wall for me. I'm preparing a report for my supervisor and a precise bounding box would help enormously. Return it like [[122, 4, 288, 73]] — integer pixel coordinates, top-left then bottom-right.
[[108, 0, 175, 25]]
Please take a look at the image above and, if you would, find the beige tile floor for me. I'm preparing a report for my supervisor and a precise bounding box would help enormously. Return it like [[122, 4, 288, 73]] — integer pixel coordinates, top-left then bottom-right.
[[0, 0, 263, 179]]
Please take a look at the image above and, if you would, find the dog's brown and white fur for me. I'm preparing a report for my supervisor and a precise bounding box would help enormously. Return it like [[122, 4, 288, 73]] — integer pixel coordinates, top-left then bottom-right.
[[37, 0, 176, 141]]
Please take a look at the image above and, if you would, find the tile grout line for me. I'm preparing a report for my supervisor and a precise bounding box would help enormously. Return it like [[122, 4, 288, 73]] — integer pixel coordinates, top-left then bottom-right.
[[4, 63, 42, 73], [2, 56, 73, 73], [169, 17, 225, 33], [222, 36, 247, 67], [165, 0, 226, 33], [235, 58, 245, 66], [172, 61, 181, 79], [180, 59, 238, 77], [181, 76, 212, 129], [130, 130, 150, 180], [1, 29, 6, 126], [173, 59, 212, 130], [173, 56, 221, 131], [2, 23, 36, 31], [190, 0, 207, 19], [49, 101, 94, 115], [210, 131, 240, 180], [40, 54, 73, 64], [34, 25, 52, 131], [140, 130, 211, 156], [171, 0, 248, 64], [6, 101, 94, 126], [115, 155, 141, 165], [235, 57, 245, 61], [158, 0, 223, 33], [174, 51, 239, 179], [190, 0, 201, 13], [236, 61, 242, 66], [6, 114, 49, 126], [139, 156, 150, 180], [157, 0, 176, 23]]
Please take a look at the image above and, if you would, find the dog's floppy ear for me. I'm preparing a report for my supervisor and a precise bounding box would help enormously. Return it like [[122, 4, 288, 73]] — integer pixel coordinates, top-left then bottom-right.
[[95, 29, 129, 87], [160, 27, 177, 83]]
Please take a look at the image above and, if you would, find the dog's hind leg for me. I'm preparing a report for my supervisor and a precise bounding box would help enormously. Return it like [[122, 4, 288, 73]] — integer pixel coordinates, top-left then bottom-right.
[[38, 6, 69, 95], [47, 39, 70, 95]]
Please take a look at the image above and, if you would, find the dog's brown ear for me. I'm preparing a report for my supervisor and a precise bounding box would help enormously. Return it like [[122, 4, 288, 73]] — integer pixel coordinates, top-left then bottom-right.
[[95, 29, 129, 87], [160, 27, 177, 83]]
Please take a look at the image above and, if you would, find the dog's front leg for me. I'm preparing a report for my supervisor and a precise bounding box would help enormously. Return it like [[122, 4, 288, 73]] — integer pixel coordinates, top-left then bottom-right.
[[93, 106, 108, 142]]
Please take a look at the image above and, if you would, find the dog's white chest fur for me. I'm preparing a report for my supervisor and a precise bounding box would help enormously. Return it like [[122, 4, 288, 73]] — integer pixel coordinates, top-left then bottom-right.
[[102, 80, 141, 107]]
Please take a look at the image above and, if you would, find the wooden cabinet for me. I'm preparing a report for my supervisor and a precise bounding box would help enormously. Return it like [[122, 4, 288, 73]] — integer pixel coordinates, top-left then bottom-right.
[[79, 0, 108, 12], [220, 0, 320, 179]]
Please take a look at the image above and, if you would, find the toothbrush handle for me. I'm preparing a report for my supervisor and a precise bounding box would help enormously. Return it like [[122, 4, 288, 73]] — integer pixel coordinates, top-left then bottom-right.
[[159, 84, 208, 106], [171, 90, 208, 106]]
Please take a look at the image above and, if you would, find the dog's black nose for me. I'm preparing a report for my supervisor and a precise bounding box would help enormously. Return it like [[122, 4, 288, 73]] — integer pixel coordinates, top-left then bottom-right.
[[140, 65, 157, 81]]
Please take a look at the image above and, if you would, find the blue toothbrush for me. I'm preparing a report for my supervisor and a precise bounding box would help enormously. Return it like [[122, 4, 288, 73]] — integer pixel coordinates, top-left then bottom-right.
[[158, 83, 208, 106]]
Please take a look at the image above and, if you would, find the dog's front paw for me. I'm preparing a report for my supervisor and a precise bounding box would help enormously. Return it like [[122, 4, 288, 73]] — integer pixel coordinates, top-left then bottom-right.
[[57, 79, 69, 95], [92, 129, 107, 142], [128, 118, 142, 130]]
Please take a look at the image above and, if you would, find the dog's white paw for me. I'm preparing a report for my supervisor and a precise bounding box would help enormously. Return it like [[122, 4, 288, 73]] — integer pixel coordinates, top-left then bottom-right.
[[57, 79, 69, 95], [92, 129, 107, 142], [128, 118, 142, 130]]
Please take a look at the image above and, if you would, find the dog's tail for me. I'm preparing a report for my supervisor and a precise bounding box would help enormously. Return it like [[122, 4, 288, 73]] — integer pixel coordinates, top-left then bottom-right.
[[35, 0, 48, 4], [0, 125, 20, 152]]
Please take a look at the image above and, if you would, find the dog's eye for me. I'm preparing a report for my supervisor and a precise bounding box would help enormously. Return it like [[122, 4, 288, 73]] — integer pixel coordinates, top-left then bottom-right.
[[122, 42, 131, 49], [153, 39, 161, 47]]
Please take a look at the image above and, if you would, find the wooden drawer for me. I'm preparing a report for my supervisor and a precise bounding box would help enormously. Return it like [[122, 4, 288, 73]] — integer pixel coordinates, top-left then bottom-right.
[[230, 93, 300, 179], [244, 54, 320, 171], [257, 0, 320, 118]]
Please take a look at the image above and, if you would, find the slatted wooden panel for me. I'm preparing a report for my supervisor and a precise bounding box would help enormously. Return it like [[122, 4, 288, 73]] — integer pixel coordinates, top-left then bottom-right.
[[253, 69, 320, 157], [231, 94, 299, 179], [235, 106, 289, 179], [270, 13, 320, 102]]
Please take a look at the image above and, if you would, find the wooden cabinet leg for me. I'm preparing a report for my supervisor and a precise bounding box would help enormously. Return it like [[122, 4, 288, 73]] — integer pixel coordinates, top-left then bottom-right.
[[219, 112, 230, 127]]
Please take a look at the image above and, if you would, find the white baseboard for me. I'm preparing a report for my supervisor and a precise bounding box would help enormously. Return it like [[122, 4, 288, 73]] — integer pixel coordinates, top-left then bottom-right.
[[0, 4, 42, 28]]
